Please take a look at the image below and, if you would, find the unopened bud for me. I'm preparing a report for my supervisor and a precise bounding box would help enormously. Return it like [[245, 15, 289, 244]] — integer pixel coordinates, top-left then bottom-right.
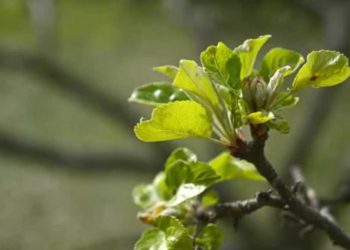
[[242, 76, 268, 111]]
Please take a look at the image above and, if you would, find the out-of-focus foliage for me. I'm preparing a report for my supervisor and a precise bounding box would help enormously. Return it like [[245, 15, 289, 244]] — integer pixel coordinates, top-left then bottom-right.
[[0, 0, 349, 249]]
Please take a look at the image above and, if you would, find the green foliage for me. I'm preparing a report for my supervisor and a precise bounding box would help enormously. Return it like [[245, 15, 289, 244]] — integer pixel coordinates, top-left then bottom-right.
[[131, 35, 350, 249], [129, 82, 189, 105], [134, 101, 212, 142], [132, 147, 263, 249], [261, 47, 304, 80], [196, 224, 223, 250], [293, 50, 350, 90], [209, 152, 265, 182], [174, 60, 219, 107], [234, 35, 271, 79], [135, 216, 192, 250], [153, 65, 178, 80], [201, 42, 241, 89]]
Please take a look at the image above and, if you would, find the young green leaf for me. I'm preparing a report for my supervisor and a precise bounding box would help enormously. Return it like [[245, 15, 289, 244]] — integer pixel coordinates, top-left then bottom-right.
[[200, 42, 241, 89], [165, 147, 197, 169], [133, 184, 160, 210], [165, 160, 220, 192], [153, 65, 178, 80], [165, 160, 193, 192], [167, 183, 207, 207], [268, 117, 290, 134], [174, 60, 219, 107], [129, 82, 189, 106], [196, 224, 223, 250], [135, 216, 192, 250], [247, 111, 275, 124], [135, 228, 167, 250], [261, 47, 304, 80], [201, 189, 219, 207], [209, 152, 265, 182], [234, 35, 271, 79], [269, 92, 299, 111], [292, 50, 350, 90], [134, 101, 212, 142]]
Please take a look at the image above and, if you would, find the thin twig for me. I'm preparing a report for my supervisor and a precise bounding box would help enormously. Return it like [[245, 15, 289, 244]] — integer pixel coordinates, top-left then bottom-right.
[[229, 125, 350, 249]]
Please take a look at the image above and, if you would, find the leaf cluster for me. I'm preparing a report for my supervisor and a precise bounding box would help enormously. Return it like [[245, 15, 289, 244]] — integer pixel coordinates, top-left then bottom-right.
[[133, 147, 263, 249], [129, 35, 350, 250], [130, 35, 350, 145]]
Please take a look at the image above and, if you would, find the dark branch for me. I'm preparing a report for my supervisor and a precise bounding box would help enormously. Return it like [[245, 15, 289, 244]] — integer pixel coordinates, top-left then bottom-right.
[[229, 125, 350, 249], [196, 191, 287, 228]]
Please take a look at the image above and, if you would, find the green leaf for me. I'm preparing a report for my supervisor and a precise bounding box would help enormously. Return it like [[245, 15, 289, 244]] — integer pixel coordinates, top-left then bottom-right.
[[201, 189, 219, 207], [174, 60, 219, 107], [135, 216, 192, 250], [134, 101, 212, 142], [165, 160, 220, 192], [292, 50, 350, 90], [261, 47, 304, 80], [133, 184, 160, 210], [153, 65, 178, 80], [246, 111, 275, 124], [168, 183, 207, 207], [196, 224, 223, 250], [235, 35, 271, 79], [165, 147, 197, 169], [268, 117, 290, 134], [133, 172, 172, 209], [153, 172, 172, 200], [165, 160, 193, 192], [129, 82, 189, 106], [135, 228, 167, 250], [200, 42, 241, 89], [190, 162, 221, 186], [209, 152, 265, 182], [270, 92, 299, 111]]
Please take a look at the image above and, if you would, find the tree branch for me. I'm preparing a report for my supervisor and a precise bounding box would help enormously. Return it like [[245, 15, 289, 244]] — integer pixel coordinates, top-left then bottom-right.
[[229, 125, 350, 249], [209, 192, 286, 221]]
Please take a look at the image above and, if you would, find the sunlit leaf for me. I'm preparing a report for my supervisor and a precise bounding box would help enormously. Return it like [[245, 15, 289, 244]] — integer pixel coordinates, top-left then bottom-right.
[[235, 35, 271, 79], [201, 189, 219, 207], [134, 101, 212, 142], [135, 216, 192, 250], [201, 42, 241, 89], [174, 60, 219, 107], [129, 82, 189, 105], [196, 224, 223, 250], [261, 47, 304, 80], [168, 183, 207, 207], [247, 111, 275, 124], [135, 228, 167, 250], [209, 152, 264, 182], [292, 50, 350, 90], [153, 65, 178, 80]]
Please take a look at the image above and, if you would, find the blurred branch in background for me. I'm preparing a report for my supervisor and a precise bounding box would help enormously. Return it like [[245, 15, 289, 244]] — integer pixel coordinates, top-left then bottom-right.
[[0, 129, 157, 173], [0, 48, 173, 171], [26, 0, 57, 54], [280, 0, 350, 249]]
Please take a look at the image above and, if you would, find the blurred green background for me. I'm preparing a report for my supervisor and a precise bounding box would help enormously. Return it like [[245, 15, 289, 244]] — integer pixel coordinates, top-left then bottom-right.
[[0, 0, 349, 249]]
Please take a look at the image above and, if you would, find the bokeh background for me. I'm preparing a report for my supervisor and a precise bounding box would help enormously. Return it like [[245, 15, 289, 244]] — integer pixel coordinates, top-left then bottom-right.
[[0, 0, 350, 249]]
